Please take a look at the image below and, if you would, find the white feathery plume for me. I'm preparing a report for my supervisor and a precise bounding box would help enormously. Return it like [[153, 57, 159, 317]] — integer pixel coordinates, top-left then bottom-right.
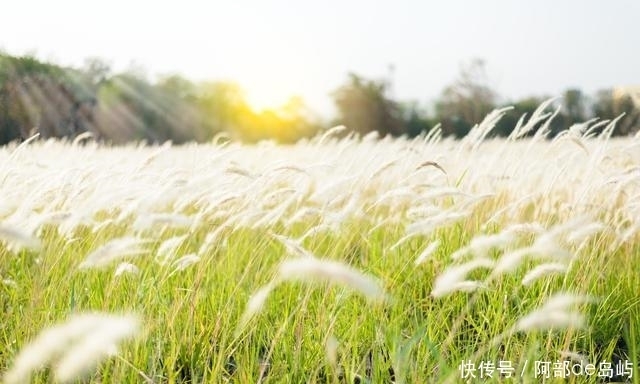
[[237, 282, 276, 330], [493, 248, 529, 275], [559, 350, 590, 365], [298, 224, 335, 242], [132, 213, 194, 231], [529, 235, 572, 260], [515, 293, 594, 332], [504, 222, 546, 235], [271, 233, 314, 258], [277, 257, 387, 302], [171, 254, 201, 272], [325, 335, 339, 367], [431, 258, 494, 298], [565, 222, 605, 245], [114, 262, 140, 278], [521, 263, 567, 286], [78, 237, 149, 269], [493, 234, 571, 275], [3, 313, 140, 384], [451, 231, 516, 260], [155, 235, 188, 265], [414, 240, 440, 265], [197, 224, 229, 256], [516, 311, 585, 332], [388, 233, 418, 252], [0, 224, 42, 252], [53, 316, 139, 383], [406, 210, 470, 237]]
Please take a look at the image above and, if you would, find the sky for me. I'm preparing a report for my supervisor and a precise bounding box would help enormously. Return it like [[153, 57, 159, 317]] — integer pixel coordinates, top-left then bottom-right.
[[1, 0, 638, 117]]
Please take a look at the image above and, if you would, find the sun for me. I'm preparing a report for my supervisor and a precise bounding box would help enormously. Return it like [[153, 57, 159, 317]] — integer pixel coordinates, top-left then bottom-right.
[[245, 88, 293, 113]]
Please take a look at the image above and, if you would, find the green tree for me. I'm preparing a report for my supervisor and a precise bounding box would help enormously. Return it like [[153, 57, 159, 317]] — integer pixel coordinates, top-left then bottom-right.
[[401, 101, 434, 138], [0, 53, 97, 143], [332, 73, 405, 137], [592, 89, 640, 136], [563, 88, 587, 125], [196, 81, 252, 140], [436, 59, 497, 137]]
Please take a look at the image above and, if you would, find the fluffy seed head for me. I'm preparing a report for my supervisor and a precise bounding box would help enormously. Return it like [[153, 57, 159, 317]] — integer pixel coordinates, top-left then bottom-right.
[[3, 313, 140, 384], [79, 237, 149, 269], [431, 258, 494, 297], [521, 263, 567, 286], [277, 258, 387, 302], [414, 240, 440, 266], [0, 224, 42, 252]]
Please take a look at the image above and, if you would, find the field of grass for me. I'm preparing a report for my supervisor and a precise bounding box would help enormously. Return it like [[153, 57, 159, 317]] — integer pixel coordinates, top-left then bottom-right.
[[1, 107, 639, 383]]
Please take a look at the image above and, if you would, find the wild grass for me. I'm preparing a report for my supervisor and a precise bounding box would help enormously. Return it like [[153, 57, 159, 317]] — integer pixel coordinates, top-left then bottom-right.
[[1, 104, 639, 383]]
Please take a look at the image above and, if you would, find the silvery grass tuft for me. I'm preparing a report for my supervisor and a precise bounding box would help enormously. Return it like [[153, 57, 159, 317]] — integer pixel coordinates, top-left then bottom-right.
[[515, 293, 595, 332], [238, 282, 277, 330], [238, 257, 387, 331], [276, 257, 387, 302], [78, 237, 150, 269], [171, 253, 201, 272], [521, 262, 568, 286], [325, 335, 339, 367], [114, 262, 141, 278], [0, 224, 41, 252], [414, 240, 440, 266], [3, 313, 140, 384], [450, 230, 517, 260], [431, 258, 494, 297], [155, 234, 188, 265]]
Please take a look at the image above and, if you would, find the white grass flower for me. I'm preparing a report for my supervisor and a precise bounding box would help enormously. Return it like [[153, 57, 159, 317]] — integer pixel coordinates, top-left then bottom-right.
[[559, 350, 589, 365], [406, 210, 470, 237], [493, 237, 570, 275], [521, 263, 567, 286], [53, 316, 139, 383], [565, 222, 605, 245], [541, 293, 595, 311], [238, 283, 276, 330], [3, 313, 140, 384], [79, 237, 149, 269], [431, 258, 494, 297], [388, 233, 417, 252], [515, 293, 594, 332], [114, 262, 140, 278], [197, 224, 229, 256], [0, 224, 41, 252], [325, 335, 339, 366], [132, 213, 194, 231], [277, 258, 386, 302], [516, 310, 586, 332], [414, 240, 440, 265], [493, 249, 529, 274], [155, 235, 188, 265], [172, 254, 201, 272], [271, 233, 314, 258], [441, 280, 487, 295], [451, 231, 516, 260], [504, 222, 546, 235], [530, 235, 572, 260]]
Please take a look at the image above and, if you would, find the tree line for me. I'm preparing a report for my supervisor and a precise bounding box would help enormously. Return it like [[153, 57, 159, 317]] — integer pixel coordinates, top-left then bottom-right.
[[1, 54, 638, 145]]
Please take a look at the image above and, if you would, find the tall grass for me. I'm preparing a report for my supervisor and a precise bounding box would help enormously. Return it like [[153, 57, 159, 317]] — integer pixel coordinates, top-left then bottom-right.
[[1, 104, 638, 383]]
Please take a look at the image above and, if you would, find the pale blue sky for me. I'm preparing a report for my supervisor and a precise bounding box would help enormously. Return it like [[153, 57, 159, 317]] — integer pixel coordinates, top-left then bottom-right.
[[1, 0, 638, 115]]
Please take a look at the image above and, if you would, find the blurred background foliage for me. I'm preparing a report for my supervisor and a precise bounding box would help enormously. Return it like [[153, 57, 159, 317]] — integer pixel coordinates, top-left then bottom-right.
[[1, 53, 638, 145]]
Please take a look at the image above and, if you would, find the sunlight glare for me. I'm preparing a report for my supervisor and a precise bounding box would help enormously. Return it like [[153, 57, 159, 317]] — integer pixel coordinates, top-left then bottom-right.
[[245, 86, 295, 113]]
